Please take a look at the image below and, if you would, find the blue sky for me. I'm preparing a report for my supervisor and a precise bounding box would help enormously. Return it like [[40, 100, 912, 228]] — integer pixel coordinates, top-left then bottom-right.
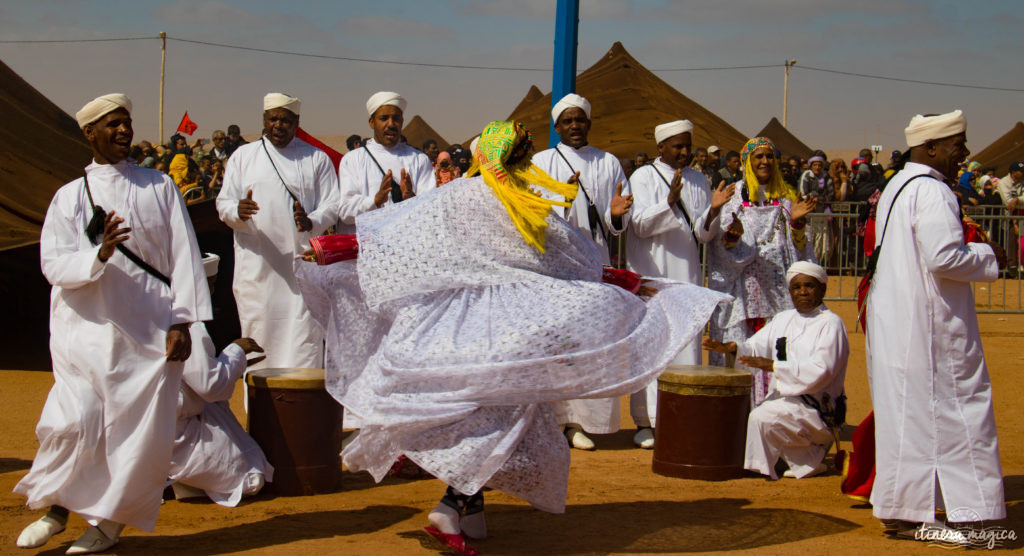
[[2, 0, 1022, 156]]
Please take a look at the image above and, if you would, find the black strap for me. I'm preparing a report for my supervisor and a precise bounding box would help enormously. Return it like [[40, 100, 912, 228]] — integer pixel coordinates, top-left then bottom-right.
[[651, 164, 698, 243], [362, 145, 404, 204], [554, 146, 607, 240], [865, 174, 931, 274], [82, 173, 171, 287], [260, 138, 301, 205]]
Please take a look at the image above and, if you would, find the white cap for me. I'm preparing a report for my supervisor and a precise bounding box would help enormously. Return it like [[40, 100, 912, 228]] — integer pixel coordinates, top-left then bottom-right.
[[654, 120, 694, 144], [202, 253, 220, 278], [263, 93, 301, 115], [904, 109, 966, 148], [366, 91, 407, 117], [707, 145, 720, 154], [75, 93, 132, 129], [551, 93, 591, 123], [786, 261, 827, 285]]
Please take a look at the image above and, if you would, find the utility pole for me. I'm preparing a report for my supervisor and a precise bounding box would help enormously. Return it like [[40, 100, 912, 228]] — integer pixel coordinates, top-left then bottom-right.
[[783, 59, 796, 128], [550, 0, 579, 147], [159, 31, 167, 143]]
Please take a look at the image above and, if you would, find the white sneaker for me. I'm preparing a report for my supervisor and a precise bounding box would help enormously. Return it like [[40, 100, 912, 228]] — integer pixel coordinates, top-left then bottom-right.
[[565, 427, 595, 451], [633, 428, 655, 449], [65, 521, 121, 555], [16, 514, 66, 549], [782, 462, 829, 478]]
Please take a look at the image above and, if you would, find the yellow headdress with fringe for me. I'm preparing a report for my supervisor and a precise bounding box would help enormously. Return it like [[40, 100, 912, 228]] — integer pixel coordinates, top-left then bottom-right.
[[465, 121, 578, 252], [741, 137, 797, 202]]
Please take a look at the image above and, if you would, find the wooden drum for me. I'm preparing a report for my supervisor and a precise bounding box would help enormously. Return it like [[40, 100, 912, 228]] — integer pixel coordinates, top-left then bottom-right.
[[652, 365, 752, 480], [246, 368, 343, 496]]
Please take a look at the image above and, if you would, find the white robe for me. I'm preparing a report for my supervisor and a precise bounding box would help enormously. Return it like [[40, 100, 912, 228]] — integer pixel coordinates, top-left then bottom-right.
[[707, 181, 815, 406], [15, 160, 212, 531], [532, 143, 630, 434], [295, 177, 730, 512], [168, 324, 273, 506], [216, 137, 340, 370], [627, 160, 722, 427], [337, 138, 436, 233], [739, 306, 848, 479], [866, 162, 1004, 522]]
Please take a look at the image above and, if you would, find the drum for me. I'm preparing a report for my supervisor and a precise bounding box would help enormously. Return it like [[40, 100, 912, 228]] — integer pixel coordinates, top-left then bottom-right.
[[652, 365, 752, 480], [246, 368, 343, 496]]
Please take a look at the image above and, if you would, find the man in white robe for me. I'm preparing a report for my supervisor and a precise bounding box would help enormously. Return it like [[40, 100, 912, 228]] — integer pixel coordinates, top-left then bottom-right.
[[626, 120, 734, 448], [168, 255, 273, 505], [15, 94, 211, 554], [337, 91, 436, 232], [216, 93, 340, 370], [867, 110, 1006, 536], [705, 261, 848, 479], [531, 93, 634, 450]]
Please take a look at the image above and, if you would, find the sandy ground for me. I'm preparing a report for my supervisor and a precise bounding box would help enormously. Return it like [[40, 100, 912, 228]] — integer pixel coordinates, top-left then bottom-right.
[[1, 288, 1023, 555]]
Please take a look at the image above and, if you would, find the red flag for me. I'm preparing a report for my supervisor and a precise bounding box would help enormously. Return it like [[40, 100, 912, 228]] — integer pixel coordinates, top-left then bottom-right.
[[176, 111, 198, 136], [296, 127, 342, 173]]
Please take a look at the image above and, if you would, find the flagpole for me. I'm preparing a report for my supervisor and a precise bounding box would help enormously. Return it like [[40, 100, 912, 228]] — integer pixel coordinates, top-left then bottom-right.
[[159, 31, 166, 143]]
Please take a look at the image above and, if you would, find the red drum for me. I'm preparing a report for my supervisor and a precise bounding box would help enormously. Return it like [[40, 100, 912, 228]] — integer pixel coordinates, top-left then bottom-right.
[[246, 368, 343, 495], [653, 365, 752, 480]]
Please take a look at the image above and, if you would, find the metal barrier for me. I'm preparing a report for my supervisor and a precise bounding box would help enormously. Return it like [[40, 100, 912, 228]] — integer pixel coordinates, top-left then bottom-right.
[[804, 203, 1024, 313]]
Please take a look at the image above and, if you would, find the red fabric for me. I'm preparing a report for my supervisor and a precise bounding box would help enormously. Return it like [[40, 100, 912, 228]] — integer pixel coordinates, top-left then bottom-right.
[[176, 111, 198, 136], [601, 267, 642, 294], [296, 127, 343, 173], [746, 317, 766, 334], [310, 234, 359, 265], [840, 411, 875, 501], [423, 527, 480, 556]]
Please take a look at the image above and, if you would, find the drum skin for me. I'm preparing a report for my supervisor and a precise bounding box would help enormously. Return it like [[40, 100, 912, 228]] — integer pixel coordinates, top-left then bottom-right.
[[246, 368, 344, 496], [652, 365, 752, 480]]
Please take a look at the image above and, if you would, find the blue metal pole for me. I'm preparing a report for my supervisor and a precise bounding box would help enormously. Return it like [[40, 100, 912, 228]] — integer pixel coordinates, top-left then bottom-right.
[[550, 0, 579, 147]]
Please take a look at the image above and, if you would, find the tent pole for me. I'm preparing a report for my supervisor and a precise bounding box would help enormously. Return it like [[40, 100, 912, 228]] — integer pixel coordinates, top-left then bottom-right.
[[550, 0, 579, 147]]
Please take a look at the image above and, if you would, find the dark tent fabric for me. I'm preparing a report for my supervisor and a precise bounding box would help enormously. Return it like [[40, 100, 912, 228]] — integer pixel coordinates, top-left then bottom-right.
[[403, 115, 450, 152], [974, 122, 1024, 174], [754, 117, 813, 159], [505, 42, 747, 160], [0, 58, 92, 251]]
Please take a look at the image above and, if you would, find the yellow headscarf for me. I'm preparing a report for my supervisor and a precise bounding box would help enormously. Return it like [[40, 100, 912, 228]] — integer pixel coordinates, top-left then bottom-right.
[[465, 121, 577, 252], [740, 137, 797, 203]]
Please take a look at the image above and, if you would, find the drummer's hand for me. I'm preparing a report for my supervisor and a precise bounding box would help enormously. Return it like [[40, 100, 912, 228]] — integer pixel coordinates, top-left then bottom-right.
[[702, 338, 737, 354], [166, 323, 191, 361], [232, 337, 264, 355], [737, 355, 774, 372], [300, 247, 317, 263]]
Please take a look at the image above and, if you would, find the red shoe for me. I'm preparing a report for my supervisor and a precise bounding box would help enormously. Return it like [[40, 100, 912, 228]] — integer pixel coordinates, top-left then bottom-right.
[[423, 526, 480, 556]]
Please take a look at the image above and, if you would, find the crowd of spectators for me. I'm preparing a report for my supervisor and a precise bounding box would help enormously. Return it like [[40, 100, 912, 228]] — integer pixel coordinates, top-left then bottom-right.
[[133, 126, 1024, 276]]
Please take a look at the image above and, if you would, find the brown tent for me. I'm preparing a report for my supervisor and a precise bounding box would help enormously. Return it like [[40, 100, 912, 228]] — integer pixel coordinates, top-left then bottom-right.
[[974, 122, 1024, 174], [0, 59, 94, 369], [754, 117, 813, 159], [506, 42, 747, 160], [402, 115, 450, 152], [0, 59, 92, 251]]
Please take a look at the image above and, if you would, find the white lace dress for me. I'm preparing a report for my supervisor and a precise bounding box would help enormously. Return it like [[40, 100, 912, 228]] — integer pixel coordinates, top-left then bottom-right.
[[296, 176, 730, 513], [707, 181, 815, 406]]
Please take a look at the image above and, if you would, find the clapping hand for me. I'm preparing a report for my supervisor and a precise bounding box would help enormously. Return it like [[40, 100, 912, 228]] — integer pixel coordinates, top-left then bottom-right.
[[610, 183, 633, 218], [238, 189, 259, 220], [293, 201, 312, 232]]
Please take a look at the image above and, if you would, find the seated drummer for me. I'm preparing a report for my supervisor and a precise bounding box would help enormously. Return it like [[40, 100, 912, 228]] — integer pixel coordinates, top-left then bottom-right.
[[703, 261, 848, 479]]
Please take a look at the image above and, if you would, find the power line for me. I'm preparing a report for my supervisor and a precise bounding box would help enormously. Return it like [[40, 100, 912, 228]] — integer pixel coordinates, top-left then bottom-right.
[[2, 34, 1022, 92], [797, 64, 1024, 93]]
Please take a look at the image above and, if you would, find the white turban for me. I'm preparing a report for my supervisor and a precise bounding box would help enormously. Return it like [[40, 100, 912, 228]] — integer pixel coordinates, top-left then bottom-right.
[[202, 252, 220, 278], [786, 261, 827, 286], [263, 93, 301, 115], [551, 93, 591, 123], [366, 91, 406, 117], [904, 109, 966, 148], [75, 93, 132, 129], [654, 120, 694, 144]]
